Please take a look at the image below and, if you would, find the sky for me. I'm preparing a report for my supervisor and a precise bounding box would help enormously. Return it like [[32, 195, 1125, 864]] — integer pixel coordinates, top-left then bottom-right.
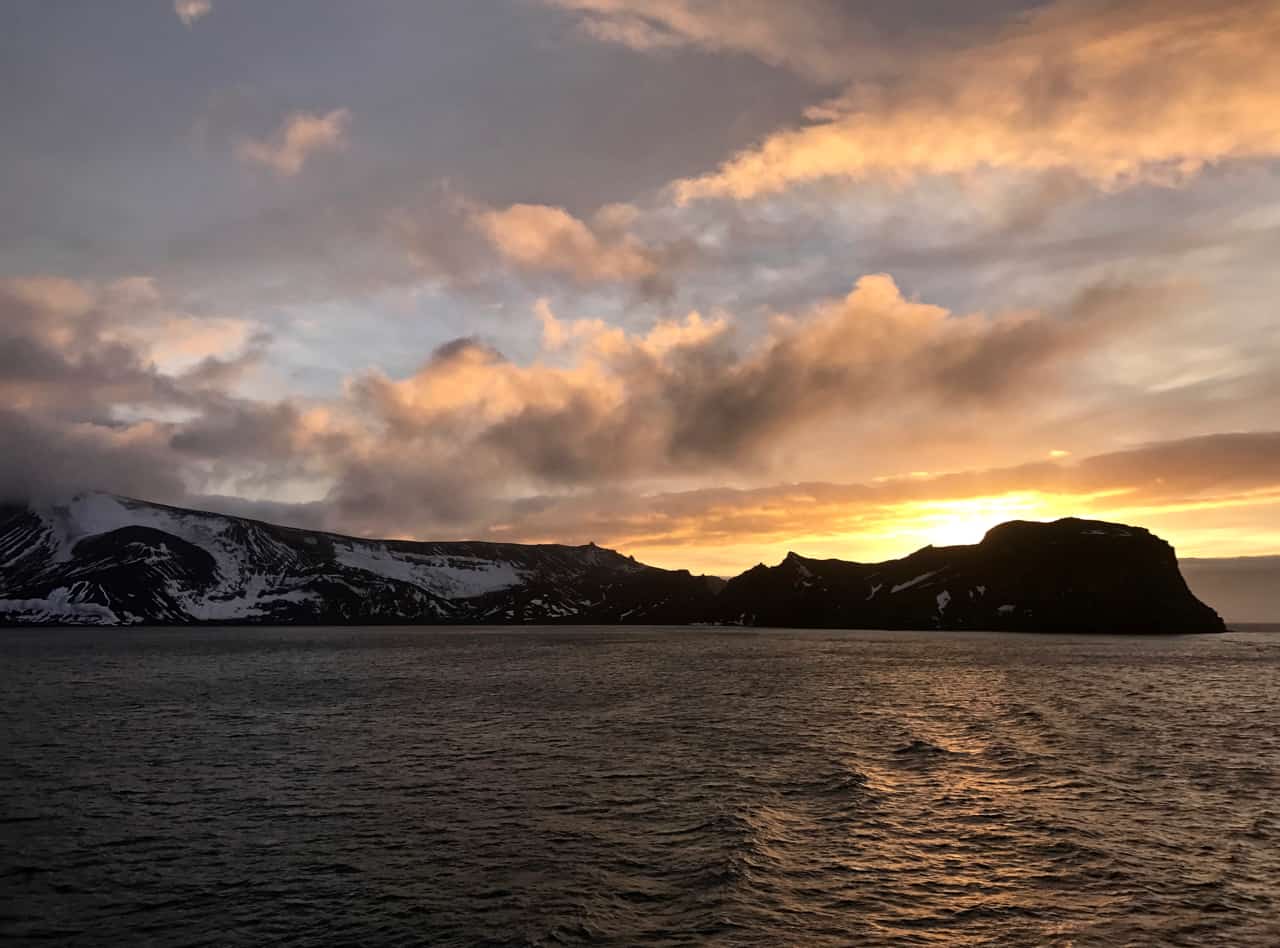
[[4, 0, 1280, 576]]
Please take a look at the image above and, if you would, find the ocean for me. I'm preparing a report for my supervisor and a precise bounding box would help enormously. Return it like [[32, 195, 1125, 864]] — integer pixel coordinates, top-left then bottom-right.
[[2, 626, 1278, 946]]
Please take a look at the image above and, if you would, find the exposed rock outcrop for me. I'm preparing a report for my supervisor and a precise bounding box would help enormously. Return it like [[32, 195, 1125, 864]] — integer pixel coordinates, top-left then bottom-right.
[[715, 518, 1226, 633], [0, 496, 1224, 632]]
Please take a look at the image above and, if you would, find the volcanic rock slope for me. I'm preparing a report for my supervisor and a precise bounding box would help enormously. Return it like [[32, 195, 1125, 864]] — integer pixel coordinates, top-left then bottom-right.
[[0, 494, 1224, 631], [717, 518, 1226, 633], [0, 494, 715, 626]]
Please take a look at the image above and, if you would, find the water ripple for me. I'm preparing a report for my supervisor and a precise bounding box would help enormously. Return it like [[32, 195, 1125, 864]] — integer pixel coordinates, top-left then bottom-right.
[[2, 625, 1278, 946]]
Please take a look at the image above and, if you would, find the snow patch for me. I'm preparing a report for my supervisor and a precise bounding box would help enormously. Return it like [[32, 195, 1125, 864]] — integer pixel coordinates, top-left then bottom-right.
[[891, 570, 939, 594], [0, 587, 120, 624], [175, 577, 320, 621], [41, 493, 245, 584], [333, 542, 526, 599]]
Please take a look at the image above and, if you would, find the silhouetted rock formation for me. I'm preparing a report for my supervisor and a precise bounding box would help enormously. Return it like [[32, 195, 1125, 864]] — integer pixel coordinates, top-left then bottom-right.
[[0, 495, 1224, 632], [717, 518, 1225, 633]]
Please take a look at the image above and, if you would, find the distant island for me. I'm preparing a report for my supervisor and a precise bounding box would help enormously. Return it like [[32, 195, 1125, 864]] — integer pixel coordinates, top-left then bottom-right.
[[0, 493, 1225, 633]]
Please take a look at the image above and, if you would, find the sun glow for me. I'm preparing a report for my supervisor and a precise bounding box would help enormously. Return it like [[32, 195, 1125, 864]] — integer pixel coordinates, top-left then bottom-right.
[[791, 490, 1100, 565], [614, 490, 1112, 575], [881, 492, 1053, 548]]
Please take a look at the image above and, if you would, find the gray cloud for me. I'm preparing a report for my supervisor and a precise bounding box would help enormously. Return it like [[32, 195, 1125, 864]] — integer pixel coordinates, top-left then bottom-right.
[[0, 277, 296, 505], [176, 429, 1280, 575], [3, 262, 1275, 570], [3, 0, 1278, 571], [547, 0, 1046, 84], [0, 256, 1264, 557], [465, 429, 1280, 553], [312, 274, 1165, 535], [547, 0, 880, 84], [0, 410, 183, 508]]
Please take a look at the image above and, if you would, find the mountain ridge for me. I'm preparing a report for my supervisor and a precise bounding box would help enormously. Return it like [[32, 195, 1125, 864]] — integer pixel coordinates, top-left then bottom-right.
[[719, 518, 1225, 633], [0, 493, 1225, 632]]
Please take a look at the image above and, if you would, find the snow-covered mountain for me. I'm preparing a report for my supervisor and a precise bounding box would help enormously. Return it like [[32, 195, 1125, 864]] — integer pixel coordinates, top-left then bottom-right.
[[0, 495, 1226, 631], [0, 493, 717, 625]]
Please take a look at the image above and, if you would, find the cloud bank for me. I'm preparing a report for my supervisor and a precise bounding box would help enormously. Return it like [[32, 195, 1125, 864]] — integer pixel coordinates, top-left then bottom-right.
[[676, 0, 1280, 201], [6, 0, 1280, 573]]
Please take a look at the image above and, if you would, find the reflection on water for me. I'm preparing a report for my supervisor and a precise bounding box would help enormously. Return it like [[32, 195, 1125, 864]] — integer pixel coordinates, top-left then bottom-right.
[[2, 626, 1278, 945]]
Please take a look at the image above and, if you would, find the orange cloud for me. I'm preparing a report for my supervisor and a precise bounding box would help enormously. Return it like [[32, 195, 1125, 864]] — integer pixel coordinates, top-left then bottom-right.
[[237, 109, 351, 176], [8, 269, 1269, 570], [676, 0, 1280, 201], [470, 432, 1280, 574], [316, 272, 1161, 541], [474, 203, 663, 285]]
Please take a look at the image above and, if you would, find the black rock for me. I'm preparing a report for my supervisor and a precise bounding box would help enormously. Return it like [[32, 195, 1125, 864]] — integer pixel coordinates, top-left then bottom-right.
[[713, 517, 1225, 633], [0, 495, 1224, 632]]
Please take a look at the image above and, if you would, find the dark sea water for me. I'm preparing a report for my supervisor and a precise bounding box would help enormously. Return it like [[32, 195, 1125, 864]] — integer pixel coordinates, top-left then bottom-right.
[[2, 626, 1278, 947]]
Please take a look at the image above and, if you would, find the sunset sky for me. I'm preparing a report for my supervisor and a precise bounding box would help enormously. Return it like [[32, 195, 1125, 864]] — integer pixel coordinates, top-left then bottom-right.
[[4, 0, 1280, 575]]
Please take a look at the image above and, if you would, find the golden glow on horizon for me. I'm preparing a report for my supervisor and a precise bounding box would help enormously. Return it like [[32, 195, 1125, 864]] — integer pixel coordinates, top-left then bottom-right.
[[867, 492, 1061, 548], [608, 488, 1280, 576], [1102, 486, 1280, 520]]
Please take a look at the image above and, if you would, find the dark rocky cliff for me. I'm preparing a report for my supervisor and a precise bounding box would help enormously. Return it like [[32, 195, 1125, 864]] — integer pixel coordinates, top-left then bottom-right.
[[0, 496, 1224, 632], [715, 518, 1226, 633]]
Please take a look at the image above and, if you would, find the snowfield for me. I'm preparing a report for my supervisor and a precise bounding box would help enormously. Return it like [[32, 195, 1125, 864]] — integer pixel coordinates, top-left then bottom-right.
[[0, 492, 705, 626]]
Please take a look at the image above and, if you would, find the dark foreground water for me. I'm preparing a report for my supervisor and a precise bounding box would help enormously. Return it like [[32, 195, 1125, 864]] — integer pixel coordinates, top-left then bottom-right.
[[2, 627, 1278, 946]]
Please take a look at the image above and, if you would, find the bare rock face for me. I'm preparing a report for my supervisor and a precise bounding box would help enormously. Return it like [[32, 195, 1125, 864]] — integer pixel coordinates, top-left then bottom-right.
[[714, 518, 1226, 634], [0, 496, 1224, 633]]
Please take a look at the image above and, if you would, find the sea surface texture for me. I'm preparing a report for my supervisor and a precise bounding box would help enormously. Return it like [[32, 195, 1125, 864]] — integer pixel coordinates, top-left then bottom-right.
[[2, 626, 1278, 946]]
